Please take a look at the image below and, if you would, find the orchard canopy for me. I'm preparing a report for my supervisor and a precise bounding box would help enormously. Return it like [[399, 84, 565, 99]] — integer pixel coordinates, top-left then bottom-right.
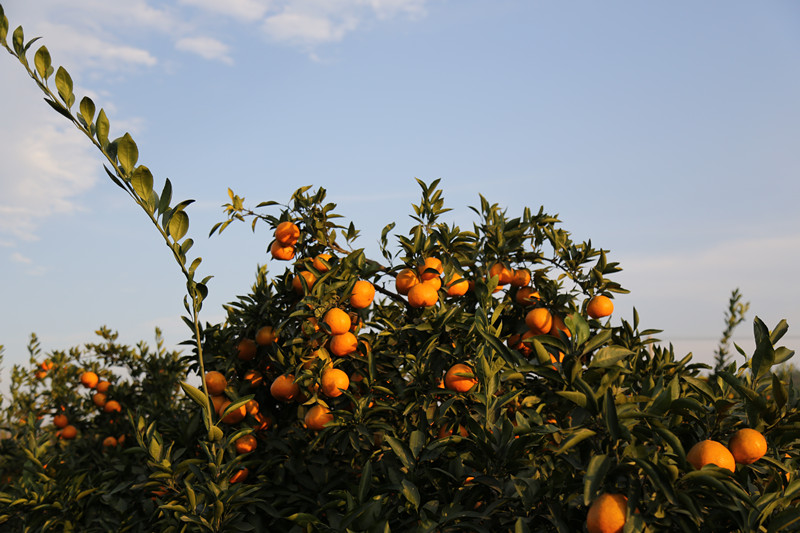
[[1, 6, 799, 533]]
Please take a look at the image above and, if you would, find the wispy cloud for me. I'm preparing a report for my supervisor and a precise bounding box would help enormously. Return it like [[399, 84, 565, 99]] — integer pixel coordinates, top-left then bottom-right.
[[175, 37, 234, 64], [178, 0, 272, 22], [10, 252, 33, 265]]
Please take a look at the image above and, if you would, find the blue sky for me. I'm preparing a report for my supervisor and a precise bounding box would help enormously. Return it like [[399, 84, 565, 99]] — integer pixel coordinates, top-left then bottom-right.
[[1, 0, 799, 385]]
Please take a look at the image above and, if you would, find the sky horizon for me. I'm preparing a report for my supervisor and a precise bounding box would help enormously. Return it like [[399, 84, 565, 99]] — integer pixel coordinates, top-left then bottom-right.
[[1, 1, 799, 389]]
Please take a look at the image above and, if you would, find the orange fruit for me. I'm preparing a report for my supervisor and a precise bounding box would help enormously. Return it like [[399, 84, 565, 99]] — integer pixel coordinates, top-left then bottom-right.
[[510, 268, 531, 287], [59, 425, 77, 440], [53, 414, 68, 429], [525, 308, 553, 335], [292, 270, 317, 294], [312, 253, 333, 272], [219, 400, 246, 424], [40, 360, 54, 371], [687, 439, 735, 472], [418, 257, 443, 281], [80, 371, 99, 389], [205, 371, 228, 395], [515, 287, 540, 306], [253, 412, 274, 431], [586, 493, 627, 533], [422, 276, 442, 291], [550, 351, 565, 366], [92, 392, 108, 408], [234, 434, 257, 454], [446, 272, 469, 297], [255, 326, 278, 346], [95, 380, 110, 393], [587, 295, 614, 319], [270, 241, 295, 260], [274, 221, 300, 246], [324, 308, 352, 335], [211, 394, 227, 414], [321, 368, 350, 398], [305, 404, 333, 431], [395, 268, 420, 295], [245, 399, 260, 416], [104, 400, 122, 413], [329, 332, 358, 356], [237, 338, 258, 361], [438, 424, 469, 438], [35, 370, 48, 379], [230, 467, 249, 484], [270, 375, 300, 402], [350, 280, 376, 309], [445, 364, 477, 393], [243, 369, 264, 387], [728, 428, 767, 464], [488, 262, 514, 285], [408, 282, 438, 308], [549, 315, 571, 338], [102, 436, 118, 447]]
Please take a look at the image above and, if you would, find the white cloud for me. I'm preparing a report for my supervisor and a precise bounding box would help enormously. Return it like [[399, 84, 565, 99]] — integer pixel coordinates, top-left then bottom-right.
[[178, 0, 272, 22], [11, 252, 33, 264], [175, 37, 234, 64], [263, 11, 359, 45]]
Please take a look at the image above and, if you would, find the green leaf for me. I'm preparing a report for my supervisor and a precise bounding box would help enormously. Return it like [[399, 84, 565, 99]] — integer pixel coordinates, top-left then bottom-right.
[[96, 109, 110, 146], [565, 313, 590, 346], [12, 25, 23, 57], [168, 211, 189, 241], [384, 435, 415, 470], [590, 346, 634, 368], [357, 461, 372, 503], [773, 373, 788, 410], [581, 329, 612, 356], [34, 45, 51, 79], [55, 66, 74, 108], [769, 508, 800, 533], [287, 513, 322, 527], [603, 389, 621, 440], [0, 8, 8, 45], [79, 97, 95, 127], [555, 390, 586, 408], [180, 381, 209, 413], [130, 165, 154, 200], [583, 454, 611, 505], [401, 479, 420, 509], [556, 429, 596, 454], [116, 133, 138, 175], [752, 316, 775, 378], [208, 426, 223, 442], [409, 430, 425, 460], [770, 319, 789, 344], [158, 178, 172, 215]]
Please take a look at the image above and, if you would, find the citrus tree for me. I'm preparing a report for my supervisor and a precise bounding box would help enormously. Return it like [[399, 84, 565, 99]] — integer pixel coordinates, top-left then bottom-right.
[[2, 7, 799, 532]]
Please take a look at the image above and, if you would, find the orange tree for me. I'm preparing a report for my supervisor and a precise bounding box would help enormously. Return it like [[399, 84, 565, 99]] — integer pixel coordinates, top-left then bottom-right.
[[0, 328, 190, 531], [2, 7, 800, 532]]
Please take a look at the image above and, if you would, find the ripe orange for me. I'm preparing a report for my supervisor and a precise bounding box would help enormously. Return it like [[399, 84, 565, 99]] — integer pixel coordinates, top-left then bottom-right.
[[270, 240, 295, 260], [324, 308, 352, 335], [350, 280, 376, 309], [205, 371, 228, 395], [270, 374, 300, 402], [488, 262, 514, 285], [245, 399, 260, 415], [395, 268, 420, 295], [80, 371, 99, 389], [253, 412, 274, 431], [59, 425, 77, 440], [274, 221, 300, 246], [305, 404, 333, 431], [104, 400, 122, 413], [219, 400, 246, 424], [515, 287, 540, 306], [243, 369, 264, 387], [549, 315, 571, 338], [321, 368, 350, 398], [408, 282, 438, 308], [237, 338, 258, 361], [446, 272, 469, 297], [40, 360, 54, 371], [728, 428, 767, 465], [586, 493, 627, 533], [95, 380, 110, 393], [587, 294, 614, 319], [255, 326, 278, 346], [230, 467, 249, 484], [418, 257, 443, 281], [53, 414, 69, 429], [312, 253, 333, 272], [92, 393, 108, 408], [445, 364, 477, 393], [687, 439, 736, 472], [211, 394, 227, 414], [329, 332, 358, 356], [35, 370, 48, 379], [234, 434, 257, 454], [525, 308, 553, 335], [102, 436, 118, 447], [510, 268, 531, 287], [292, 270, 316, 294]]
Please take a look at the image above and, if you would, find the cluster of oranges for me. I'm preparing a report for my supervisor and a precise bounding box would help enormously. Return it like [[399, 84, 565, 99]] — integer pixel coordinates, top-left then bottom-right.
[[586, 428, 769, 533], [269, 221, 300, 261], [78, 371, 124, 447], [34, 359, 54, 380], [395, 257, 468, 308]]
